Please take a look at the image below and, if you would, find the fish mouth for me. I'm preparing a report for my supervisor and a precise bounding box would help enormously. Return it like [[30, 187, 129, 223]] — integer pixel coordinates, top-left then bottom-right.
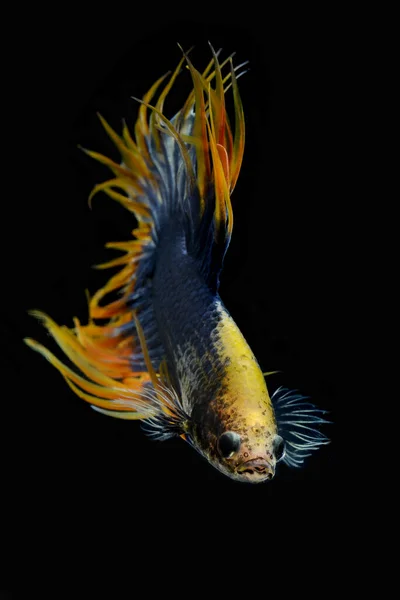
[[236, 458, 275, 482]]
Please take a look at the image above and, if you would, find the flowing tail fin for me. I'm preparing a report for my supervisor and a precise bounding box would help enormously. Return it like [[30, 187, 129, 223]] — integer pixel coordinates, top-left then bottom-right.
[[24, 45, 246, 420]]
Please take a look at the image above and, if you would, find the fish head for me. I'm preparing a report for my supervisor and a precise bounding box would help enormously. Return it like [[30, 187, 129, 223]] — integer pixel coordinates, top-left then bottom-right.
[[190, 405, 286, 484], [211, 426, 286, 483]]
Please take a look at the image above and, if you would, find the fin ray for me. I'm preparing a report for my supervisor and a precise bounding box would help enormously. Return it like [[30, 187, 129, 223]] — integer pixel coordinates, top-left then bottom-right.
[[26, 48, 246, 425], [272, 387, 330, 468]]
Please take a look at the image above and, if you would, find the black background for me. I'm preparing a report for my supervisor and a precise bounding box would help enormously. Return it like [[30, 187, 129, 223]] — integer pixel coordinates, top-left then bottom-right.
[[4, 7, 360, 558]]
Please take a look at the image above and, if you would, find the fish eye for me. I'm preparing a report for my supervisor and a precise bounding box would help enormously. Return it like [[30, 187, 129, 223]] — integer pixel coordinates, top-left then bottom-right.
[[273, 435, 286, 462], [218, 431, 241, 458]]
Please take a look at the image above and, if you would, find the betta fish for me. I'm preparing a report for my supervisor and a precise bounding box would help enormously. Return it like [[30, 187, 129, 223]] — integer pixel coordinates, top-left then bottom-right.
[[25, 46, 329, 483]]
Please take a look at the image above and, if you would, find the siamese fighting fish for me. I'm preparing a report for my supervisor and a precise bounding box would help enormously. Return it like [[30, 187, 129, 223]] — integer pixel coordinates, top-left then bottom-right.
[[25, 47, 329, 483]]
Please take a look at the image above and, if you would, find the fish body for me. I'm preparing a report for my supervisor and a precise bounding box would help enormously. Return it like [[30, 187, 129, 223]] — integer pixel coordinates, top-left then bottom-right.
[[152, 222, 278, 480], [25, 47, 329, 482]]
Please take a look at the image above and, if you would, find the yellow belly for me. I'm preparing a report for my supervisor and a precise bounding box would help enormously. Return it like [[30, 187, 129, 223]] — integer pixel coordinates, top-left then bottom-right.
[[214, 303, 277, 432]]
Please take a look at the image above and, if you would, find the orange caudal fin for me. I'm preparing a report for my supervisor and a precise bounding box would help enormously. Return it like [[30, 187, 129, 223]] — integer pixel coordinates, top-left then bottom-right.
[[26, 46, 247, 420]]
